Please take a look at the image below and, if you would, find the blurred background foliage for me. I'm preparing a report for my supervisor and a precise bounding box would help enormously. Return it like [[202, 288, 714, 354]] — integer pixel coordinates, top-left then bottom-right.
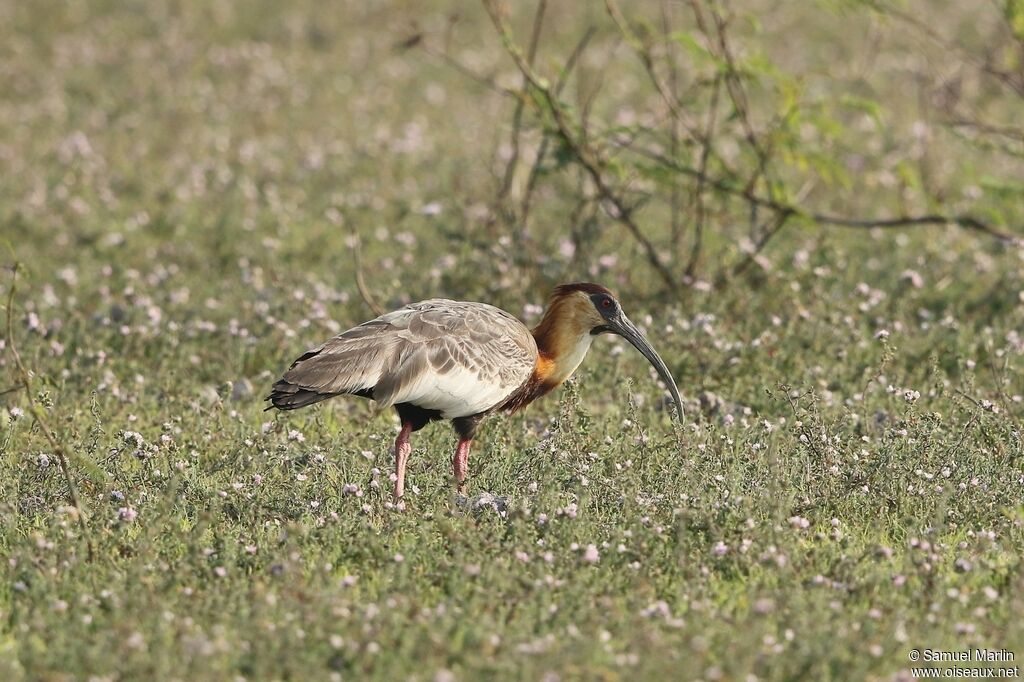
[[1, 1, 1024, 679], [3, 0, 1022, 306]]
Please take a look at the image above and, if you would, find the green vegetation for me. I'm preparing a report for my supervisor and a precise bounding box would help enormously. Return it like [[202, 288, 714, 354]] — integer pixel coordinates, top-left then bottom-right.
[[2, 0, 1022, 679]]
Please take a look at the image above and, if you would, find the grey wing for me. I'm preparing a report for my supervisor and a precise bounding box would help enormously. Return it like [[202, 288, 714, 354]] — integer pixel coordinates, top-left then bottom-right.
[[267, 300, 538, 417]]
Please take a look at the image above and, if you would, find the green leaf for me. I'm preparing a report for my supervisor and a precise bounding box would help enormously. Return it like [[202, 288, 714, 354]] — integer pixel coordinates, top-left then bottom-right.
[[838, 94, 886, 128], [1004, 0, 1024, 40]]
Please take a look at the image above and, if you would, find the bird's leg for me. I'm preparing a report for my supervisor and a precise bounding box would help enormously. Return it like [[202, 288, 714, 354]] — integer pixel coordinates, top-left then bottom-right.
[[393, 421, 413, 501], [452, 438, 472, 495]]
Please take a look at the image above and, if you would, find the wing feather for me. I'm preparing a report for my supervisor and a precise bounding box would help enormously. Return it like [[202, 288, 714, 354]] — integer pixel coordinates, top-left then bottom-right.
[[268, 299, 538, 417]]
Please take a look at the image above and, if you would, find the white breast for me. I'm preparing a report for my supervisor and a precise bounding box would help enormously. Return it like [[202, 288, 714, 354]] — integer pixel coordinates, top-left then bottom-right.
[[387, 364, 522, 419]]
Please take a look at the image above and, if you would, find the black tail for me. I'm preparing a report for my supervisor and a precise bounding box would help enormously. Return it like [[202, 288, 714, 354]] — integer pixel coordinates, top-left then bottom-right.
[[264, 380, 337, 411]]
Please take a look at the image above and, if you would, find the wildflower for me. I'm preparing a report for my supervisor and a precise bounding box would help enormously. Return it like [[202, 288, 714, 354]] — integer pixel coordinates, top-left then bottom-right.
[[123, 431, 146, 447], [788, 516, 810, 530], [900, 270, 924, 288], [583, 545, 600, 564], [118, 506, 137, 522], [980, 400, 1000, 413]]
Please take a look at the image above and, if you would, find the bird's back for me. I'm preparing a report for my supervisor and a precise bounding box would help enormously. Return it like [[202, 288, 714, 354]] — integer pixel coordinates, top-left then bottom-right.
[[267, 299, 538, 418]]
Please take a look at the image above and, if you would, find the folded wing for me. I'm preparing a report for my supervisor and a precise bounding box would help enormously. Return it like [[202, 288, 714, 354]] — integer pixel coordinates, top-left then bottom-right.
[[267, 299, 538, 418]]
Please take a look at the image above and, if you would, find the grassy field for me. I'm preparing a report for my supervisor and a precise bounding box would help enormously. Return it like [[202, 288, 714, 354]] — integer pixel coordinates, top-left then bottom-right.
[[2, 0, 1024, 679]]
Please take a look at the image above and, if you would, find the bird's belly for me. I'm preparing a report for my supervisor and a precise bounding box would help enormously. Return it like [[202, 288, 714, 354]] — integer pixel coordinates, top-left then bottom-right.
[[390, 366, 518, 419]]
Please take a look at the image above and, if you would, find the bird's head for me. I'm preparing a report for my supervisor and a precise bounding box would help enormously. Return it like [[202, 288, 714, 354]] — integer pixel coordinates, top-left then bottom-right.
[[533, 282, 684, 422]]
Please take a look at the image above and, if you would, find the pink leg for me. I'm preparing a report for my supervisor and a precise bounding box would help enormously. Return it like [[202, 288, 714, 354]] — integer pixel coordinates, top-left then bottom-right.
[[453, 438, 472, 494], [394, 422, 413, 500]]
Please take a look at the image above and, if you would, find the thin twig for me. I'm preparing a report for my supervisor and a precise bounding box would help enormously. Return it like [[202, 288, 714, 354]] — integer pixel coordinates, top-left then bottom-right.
[[621, 143, 1021, 244], [350, 226, 385, 317], [722, 210, 793, 283], [660, 0, 683, 250], [520, 27, 596, 226], [498, 0, 548, 203], [869, 2, 1024, 98], [686, 74, 722, 278], [0, 382, 25, 397], [483, 0, 679, 292], [944, 117, 1024, 144], [706, 4, 777, 203], [415, 43, 512, 98], [812, 214, 1020, 242], [4, 264, 94, 561], [606, 0, 700, 143]]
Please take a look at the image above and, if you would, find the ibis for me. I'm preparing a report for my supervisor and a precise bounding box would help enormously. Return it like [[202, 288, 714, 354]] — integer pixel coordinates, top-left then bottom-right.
[[267, 283, 683, 500]]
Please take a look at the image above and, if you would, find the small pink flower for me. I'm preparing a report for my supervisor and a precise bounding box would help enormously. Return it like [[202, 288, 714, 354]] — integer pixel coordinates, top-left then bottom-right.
[[788, 515, 810, 530], [583, 545, 600, 564]]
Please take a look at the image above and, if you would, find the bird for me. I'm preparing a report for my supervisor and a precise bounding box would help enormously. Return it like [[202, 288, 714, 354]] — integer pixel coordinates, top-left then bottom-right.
[[266, 282, 683, 500]]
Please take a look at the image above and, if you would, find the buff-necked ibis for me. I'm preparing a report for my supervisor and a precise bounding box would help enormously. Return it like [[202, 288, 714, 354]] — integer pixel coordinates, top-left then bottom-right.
[[267, 283, 683, 500]]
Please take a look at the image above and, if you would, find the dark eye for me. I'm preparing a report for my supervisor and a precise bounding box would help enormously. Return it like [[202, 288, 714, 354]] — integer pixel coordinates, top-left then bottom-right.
[[601, 298, 612, 309]]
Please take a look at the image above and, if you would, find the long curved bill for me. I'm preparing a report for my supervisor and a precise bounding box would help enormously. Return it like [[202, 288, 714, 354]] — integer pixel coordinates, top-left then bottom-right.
[[609, 314, 685, 423]]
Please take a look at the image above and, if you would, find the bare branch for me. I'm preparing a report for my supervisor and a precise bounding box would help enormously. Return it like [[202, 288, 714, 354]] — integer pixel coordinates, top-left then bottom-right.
[[605, 0, 701, 144], [810, 213, 1020, 243], [520, 27, 596, 226], [410, 41, 512, 98], [621, 142, 1021, 245], [686, 74, 722, 278], [483, 0, 680, 292], [350, 226, 386, 317], [498, 0, 549, 203], [660, 0, 684, 249], [721, 211, 793, 284]]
